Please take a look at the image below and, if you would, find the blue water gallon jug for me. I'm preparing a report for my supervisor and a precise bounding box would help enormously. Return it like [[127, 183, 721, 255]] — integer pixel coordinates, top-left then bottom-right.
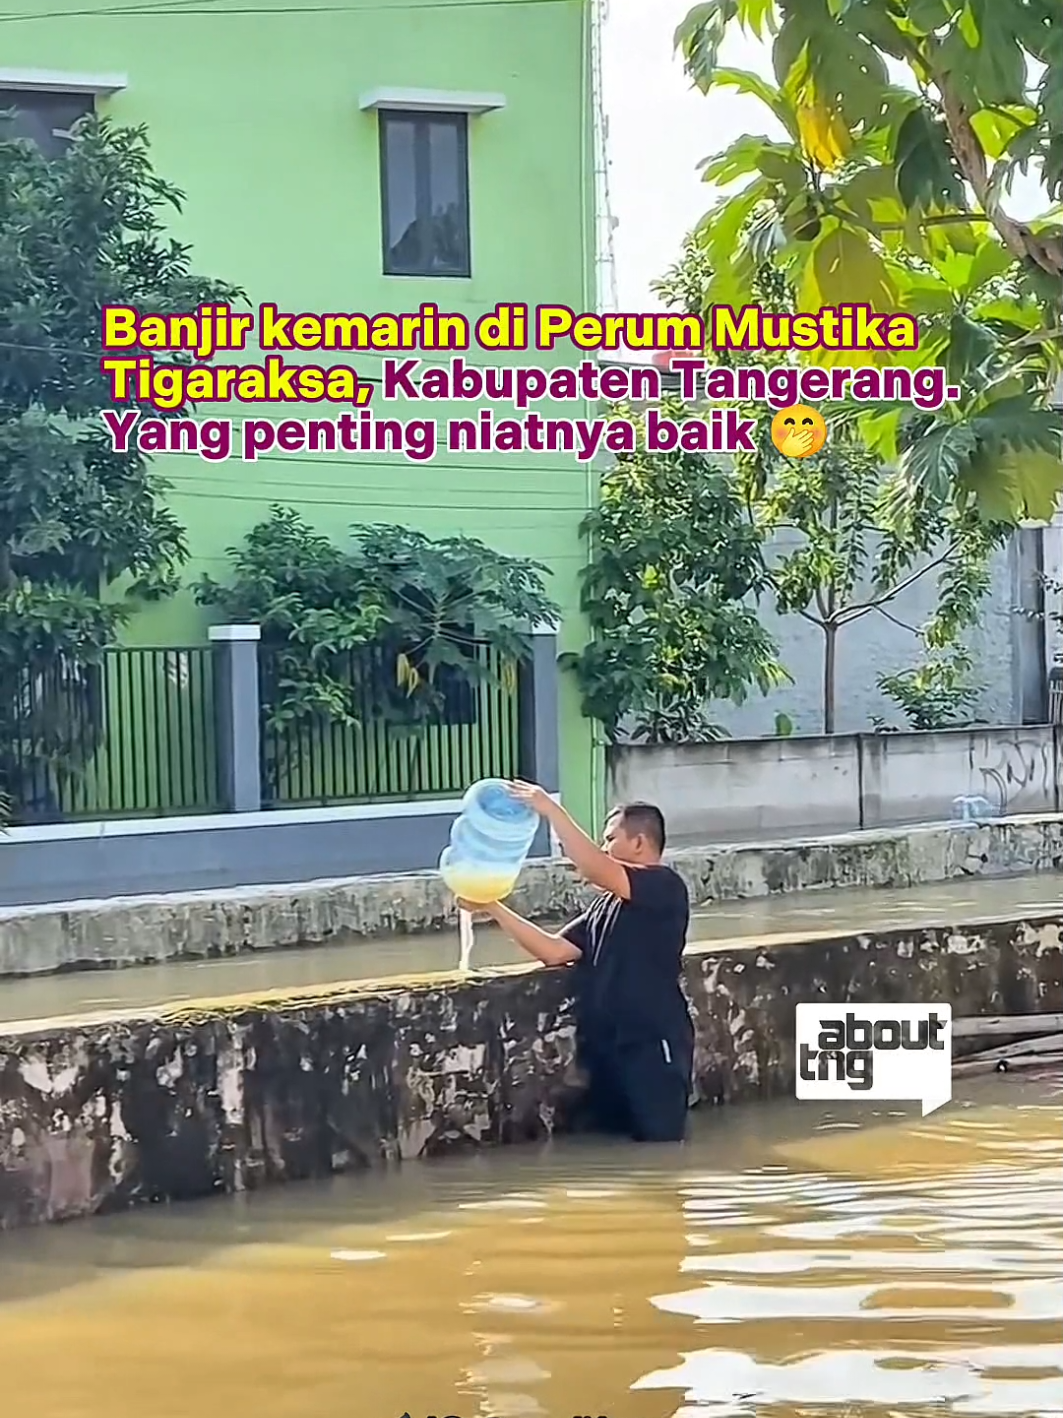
[[951, 794, 996, 822], [438, 779, 540, 904]]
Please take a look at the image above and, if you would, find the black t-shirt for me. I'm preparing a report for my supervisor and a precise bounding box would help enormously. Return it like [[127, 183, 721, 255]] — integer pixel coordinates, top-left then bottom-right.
[[560, 863, 692, 1053]]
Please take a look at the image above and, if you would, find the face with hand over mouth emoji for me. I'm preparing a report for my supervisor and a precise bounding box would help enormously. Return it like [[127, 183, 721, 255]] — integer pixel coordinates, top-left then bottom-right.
[[770, 404, 827, 459]]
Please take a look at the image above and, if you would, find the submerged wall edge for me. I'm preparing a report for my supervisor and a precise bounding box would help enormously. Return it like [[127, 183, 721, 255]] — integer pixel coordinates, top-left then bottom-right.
[[1, 912, 1060, 1232]]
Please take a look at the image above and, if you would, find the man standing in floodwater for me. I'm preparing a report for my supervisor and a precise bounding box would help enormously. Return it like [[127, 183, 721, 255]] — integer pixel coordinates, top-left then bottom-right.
[[455, 782, 694, 1143]]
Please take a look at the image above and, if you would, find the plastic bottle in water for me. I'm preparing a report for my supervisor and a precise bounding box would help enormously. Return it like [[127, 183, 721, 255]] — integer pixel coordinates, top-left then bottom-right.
[[951, 794, 996, 822], [438, 778, 541, 904]]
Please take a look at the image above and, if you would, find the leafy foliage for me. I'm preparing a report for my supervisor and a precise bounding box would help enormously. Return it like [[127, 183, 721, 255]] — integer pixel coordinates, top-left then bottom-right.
[[1049, 574, 1063, 645], [876, 647, 983, 729], [658, 236, 1008, 736], [737, 419, 1007, 732], [674, 0, 1063, 523], [0, 114, 239, 821], [195, 506, 559, 730], [564, 399, 786, 744]]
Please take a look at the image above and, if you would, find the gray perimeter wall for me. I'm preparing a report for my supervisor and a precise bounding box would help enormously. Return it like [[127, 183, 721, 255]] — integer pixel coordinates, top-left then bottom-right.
[[716, 536, 1019, 737], [0, 807, 553, 910]]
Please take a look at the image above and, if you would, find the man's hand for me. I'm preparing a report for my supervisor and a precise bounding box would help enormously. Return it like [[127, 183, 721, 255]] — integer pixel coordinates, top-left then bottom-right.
[[506, 779, 555, 816], [509, 782, 633, 901], [456, 895, 582, 967], [455, 896, 497, 914]]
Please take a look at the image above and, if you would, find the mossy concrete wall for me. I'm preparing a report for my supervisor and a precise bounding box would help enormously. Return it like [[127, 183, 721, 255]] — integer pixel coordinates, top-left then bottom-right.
[[1, 910, 1060, 1231], [2, 814, 1062, 977]]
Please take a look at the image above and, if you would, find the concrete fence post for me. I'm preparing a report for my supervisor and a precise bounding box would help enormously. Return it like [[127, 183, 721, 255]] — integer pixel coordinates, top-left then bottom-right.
[[209, 624, 262, 813], [517, 620, 560, 856]]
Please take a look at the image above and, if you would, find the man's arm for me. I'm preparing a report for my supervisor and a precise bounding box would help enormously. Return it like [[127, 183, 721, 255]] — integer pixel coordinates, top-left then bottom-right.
[[480, 901, 583, 968], [524, 793, 632, 900]]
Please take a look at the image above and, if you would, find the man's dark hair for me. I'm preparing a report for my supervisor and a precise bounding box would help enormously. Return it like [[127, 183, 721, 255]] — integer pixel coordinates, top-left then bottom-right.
[[609, 801, 666, 854]]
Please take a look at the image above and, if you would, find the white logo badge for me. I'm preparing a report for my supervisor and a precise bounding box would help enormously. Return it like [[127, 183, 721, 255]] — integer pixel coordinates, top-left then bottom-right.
[[795, 1003, 953, 1117]]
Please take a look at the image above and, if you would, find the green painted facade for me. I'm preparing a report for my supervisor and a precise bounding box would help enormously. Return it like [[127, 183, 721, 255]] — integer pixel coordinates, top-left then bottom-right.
[[2, 0, 601, 829]]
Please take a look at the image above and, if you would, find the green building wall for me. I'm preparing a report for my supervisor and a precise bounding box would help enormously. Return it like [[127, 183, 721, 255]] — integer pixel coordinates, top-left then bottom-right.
[[2, 0, 603, 831]]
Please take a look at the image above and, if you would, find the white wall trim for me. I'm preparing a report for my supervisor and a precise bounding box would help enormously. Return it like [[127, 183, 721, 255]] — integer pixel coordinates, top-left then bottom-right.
[[0, 68, 128, 95], [208, 623, 261, 642], [358, 87, 506, 115], [0, 798, 468, 844]]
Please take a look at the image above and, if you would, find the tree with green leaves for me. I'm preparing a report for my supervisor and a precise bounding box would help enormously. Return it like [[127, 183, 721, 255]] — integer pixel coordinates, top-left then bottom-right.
[[626, 236, 1004, 738], [196, 506, 559, 732], [876, 647, 983, 729], [738, 421, 1005, 732], [0, 114, 238, 820], [565, 398, 786, 743], [675, 0, 1063, 523]]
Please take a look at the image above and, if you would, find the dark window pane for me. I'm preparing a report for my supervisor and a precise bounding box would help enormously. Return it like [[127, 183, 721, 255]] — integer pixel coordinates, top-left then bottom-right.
[[426, 119, 468, 275], [0, 89, 93, 159], [380, 110, 470, 278], [383, 117, 418, 263]]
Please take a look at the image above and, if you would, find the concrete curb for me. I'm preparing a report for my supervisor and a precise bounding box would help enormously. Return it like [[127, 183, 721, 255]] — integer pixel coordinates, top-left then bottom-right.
[[1, 814, 1061, 978]]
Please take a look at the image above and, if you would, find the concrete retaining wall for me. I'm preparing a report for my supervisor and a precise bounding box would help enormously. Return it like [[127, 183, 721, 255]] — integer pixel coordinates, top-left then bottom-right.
[[608, 726, 1062, 842], [0, 801, 555, 910], [1, 909, 1059, 1230], [2, 815, 1062, 978]]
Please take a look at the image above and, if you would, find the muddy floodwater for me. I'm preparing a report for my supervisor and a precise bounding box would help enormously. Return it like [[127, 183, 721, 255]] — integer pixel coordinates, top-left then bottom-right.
[[2, 873, 1060, 1025], [0, 1074, 1060, 1418]]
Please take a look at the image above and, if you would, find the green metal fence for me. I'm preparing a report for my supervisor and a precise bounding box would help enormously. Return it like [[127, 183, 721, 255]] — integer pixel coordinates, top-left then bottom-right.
[[3, 638, 525, 824], [3, 646, 222, 825], [258, 640, 522, 807]]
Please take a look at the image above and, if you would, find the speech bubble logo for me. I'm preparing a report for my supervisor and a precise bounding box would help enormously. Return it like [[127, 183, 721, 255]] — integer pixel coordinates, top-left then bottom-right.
[[795, 1003, 953, 1117]]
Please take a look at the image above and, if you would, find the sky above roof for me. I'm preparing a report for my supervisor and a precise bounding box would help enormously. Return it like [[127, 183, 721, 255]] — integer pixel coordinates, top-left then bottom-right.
[[600, 0, 1048, 315]]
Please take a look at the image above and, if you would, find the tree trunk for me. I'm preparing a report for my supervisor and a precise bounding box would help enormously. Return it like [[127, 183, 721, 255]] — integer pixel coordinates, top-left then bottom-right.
[[822, 622, 838, 735], [937, 81, 1063, 277]]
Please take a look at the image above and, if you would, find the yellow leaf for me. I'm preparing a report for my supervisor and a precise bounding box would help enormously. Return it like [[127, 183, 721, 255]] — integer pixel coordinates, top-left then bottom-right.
[[796, 248, 823, 313], [926, 218, 978, 259], [395, 652, 420, 693], [955, 444, 1062, 523], [859, 407, 902, 463], [958, 2, 979, 45], [968, 107, 1036, 161], [796, 102, 851, 172], [811, 225, 898, 310]]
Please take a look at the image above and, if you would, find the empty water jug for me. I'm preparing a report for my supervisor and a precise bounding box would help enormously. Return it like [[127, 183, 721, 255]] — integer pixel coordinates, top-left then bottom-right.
[[951, 794, 995, 822], [438, 778, 540, 904]]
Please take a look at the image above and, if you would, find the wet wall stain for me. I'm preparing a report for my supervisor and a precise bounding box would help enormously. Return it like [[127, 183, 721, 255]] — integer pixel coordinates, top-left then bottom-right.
[[1, 915, 1060, 1231]]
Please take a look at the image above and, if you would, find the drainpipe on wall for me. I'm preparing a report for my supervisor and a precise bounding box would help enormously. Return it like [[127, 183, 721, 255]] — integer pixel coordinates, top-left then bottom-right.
[[1049, 375, 1063, 689], [583, 0, 607, 836]]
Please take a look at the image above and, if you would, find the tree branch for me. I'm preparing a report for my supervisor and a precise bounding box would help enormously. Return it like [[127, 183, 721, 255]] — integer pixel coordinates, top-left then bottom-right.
[[836, 544, 957, 624], [874, 604, 920, 634], [1010, 326, 1063, 348], [823, 198, 994, 236], [935, 78, 1063, 277]]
